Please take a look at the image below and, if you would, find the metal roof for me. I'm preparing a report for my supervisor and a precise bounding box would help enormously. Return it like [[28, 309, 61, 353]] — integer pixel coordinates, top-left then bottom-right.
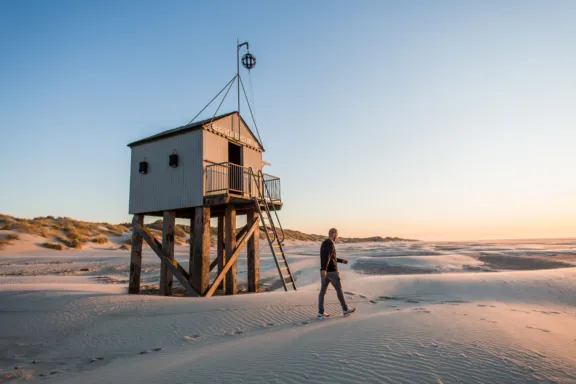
[[127, 111, 264, 150]]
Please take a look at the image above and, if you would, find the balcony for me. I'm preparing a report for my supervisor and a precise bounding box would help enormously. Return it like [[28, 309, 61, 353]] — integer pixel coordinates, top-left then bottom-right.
[[205, 162, 281, 206]]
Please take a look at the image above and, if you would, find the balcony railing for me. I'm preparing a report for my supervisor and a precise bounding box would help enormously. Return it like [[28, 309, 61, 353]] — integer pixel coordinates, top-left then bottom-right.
[[205, 162, 281, 202]]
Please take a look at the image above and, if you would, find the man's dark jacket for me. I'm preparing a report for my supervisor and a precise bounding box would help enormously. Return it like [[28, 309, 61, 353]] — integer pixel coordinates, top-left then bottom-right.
[[320, 239, 344, 272]]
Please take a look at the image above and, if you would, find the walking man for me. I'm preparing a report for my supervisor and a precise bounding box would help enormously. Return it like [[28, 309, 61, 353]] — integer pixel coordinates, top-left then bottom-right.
[[318, 228, 356, 318]]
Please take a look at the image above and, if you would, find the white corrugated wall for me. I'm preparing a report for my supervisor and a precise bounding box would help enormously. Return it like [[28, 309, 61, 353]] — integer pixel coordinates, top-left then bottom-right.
[[128, 130, 203, 214]]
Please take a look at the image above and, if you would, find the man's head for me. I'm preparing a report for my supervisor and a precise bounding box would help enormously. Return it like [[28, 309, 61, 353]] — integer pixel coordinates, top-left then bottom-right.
[[328, 228, 338, 241]]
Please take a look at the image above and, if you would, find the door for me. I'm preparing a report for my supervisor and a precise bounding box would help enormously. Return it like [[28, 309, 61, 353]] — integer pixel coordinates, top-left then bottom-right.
[[228, 142, 243, 194]]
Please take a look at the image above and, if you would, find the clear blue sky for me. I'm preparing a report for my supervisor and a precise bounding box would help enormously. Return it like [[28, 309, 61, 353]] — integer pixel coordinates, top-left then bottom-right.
[[1, 0, 575, 240]]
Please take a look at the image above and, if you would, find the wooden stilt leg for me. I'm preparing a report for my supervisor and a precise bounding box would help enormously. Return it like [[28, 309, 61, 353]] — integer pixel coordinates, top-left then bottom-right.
[[247, 209, 260, 293], [190, 206, 211, 296], [129, 214, 144, 294], [217, 215, 226, 291], [225, 205, 237, 295], [159, 211, 175, 296]]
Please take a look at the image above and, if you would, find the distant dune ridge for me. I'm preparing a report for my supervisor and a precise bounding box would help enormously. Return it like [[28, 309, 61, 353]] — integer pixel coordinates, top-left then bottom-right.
[[0, 214, 415, 251]]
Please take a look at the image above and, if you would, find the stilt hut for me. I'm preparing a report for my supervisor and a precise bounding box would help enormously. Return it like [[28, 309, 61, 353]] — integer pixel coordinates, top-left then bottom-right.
[[126, 42, 295, 297]]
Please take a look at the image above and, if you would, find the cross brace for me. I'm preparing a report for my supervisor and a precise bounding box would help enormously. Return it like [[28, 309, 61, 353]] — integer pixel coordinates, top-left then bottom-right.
[[133, 224, 200, 297]]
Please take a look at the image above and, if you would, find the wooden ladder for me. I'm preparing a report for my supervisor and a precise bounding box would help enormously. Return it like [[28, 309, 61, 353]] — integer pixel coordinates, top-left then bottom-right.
[[249, 169, 297, 291]]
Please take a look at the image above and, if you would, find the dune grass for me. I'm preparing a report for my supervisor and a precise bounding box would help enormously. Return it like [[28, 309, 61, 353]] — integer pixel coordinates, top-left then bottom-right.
[[0, 214, 126, 250], [41, 242, 64, 251], [0, 233, 21, 250], [91, 236, 109, 244]]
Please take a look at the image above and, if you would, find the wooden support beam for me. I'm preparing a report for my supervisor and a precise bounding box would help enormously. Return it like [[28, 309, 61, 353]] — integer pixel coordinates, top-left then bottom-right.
[[128, 214, 144, 294], [211, 222, 250, 273], [235, 224, 249, 242], [159, 211, 175, 296], [247, 208, 260, 293], [134, 223, 199, 297], [205, 219, 259, 298], [216, 215, 226, 290], [225, 205, 237, 295], [209, 255, 219, 272], [190, 207, 211, 296]]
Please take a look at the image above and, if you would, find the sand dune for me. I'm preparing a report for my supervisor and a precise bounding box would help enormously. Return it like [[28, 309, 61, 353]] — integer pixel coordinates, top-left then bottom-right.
[[1, 239, 575, 383]]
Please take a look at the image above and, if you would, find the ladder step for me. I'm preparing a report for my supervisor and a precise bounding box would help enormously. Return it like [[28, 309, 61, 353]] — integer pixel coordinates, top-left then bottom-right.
[[285, 281, 294, 286], [280, 267, 288, 271]]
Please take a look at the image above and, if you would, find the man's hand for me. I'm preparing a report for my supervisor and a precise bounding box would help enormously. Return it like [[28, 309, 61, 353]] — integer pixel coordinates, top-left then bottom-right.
[[321, 270, 327, 280], [343, 259, 349, 265]]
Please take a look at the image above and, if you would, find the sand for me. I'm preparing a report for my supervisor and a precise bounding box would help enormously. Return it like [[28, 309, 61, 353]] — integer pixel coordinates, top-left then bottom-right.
[[1, 236, 575, 383]]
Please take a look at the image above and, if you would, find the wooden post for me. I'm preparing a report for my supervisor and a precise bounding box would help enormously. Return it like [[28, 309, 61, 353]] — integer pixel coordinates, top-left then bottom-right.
[[134, 223, 198, 297], [128, 214, 144, 294], [225, 205, 237, 295], [159, 211, 175, 296], [205, 220, 259, 297], [190, 206, 211, 296], [217, 215, 226, 291], [247, 209, 260, 293]]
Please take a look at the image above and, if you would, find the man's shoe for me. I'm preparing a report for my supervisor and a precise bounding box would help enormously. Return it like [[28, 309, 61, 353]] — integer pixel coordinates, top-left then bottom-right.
[[318, 313, 331, 319], [343, 308, 356, 316]]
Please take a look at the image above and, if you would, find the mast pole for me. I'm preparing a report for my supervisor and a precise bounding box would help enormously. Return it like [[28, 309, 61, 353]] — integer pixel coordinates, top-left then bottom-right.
[[237, 40, 249, 138], [237, 38, 240, 138]]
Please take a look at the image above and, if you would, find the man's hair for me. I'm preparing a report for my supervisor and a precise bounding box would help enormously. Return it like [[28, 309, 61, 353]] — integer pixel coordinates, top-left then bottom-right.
[[329, 228, 338, 237]]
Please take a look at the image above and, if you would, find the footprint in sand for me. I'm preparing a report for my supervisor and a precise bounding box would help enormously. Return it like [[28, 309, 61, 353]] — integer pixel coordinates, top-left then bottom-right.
[[344, 292, 355, 296], [359, 295, 367, 299], [369, 300, 377, 304], [480, 318, 497, 324], [405, 300, 420, 304], [533, 310, 561, 315], [300, 321, 309, 325], [90, 357, 104, 363], [526, 326, 550, 333], [234, 330, 244, 335], [508, 309, 530, 314]]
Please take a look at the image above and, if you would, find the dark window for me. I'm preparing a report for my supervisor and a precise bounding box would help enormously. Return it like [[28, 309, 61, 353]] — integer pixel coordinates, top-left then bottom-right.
[[169, 154, 178, 168], [139, 161, 148, 174]]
